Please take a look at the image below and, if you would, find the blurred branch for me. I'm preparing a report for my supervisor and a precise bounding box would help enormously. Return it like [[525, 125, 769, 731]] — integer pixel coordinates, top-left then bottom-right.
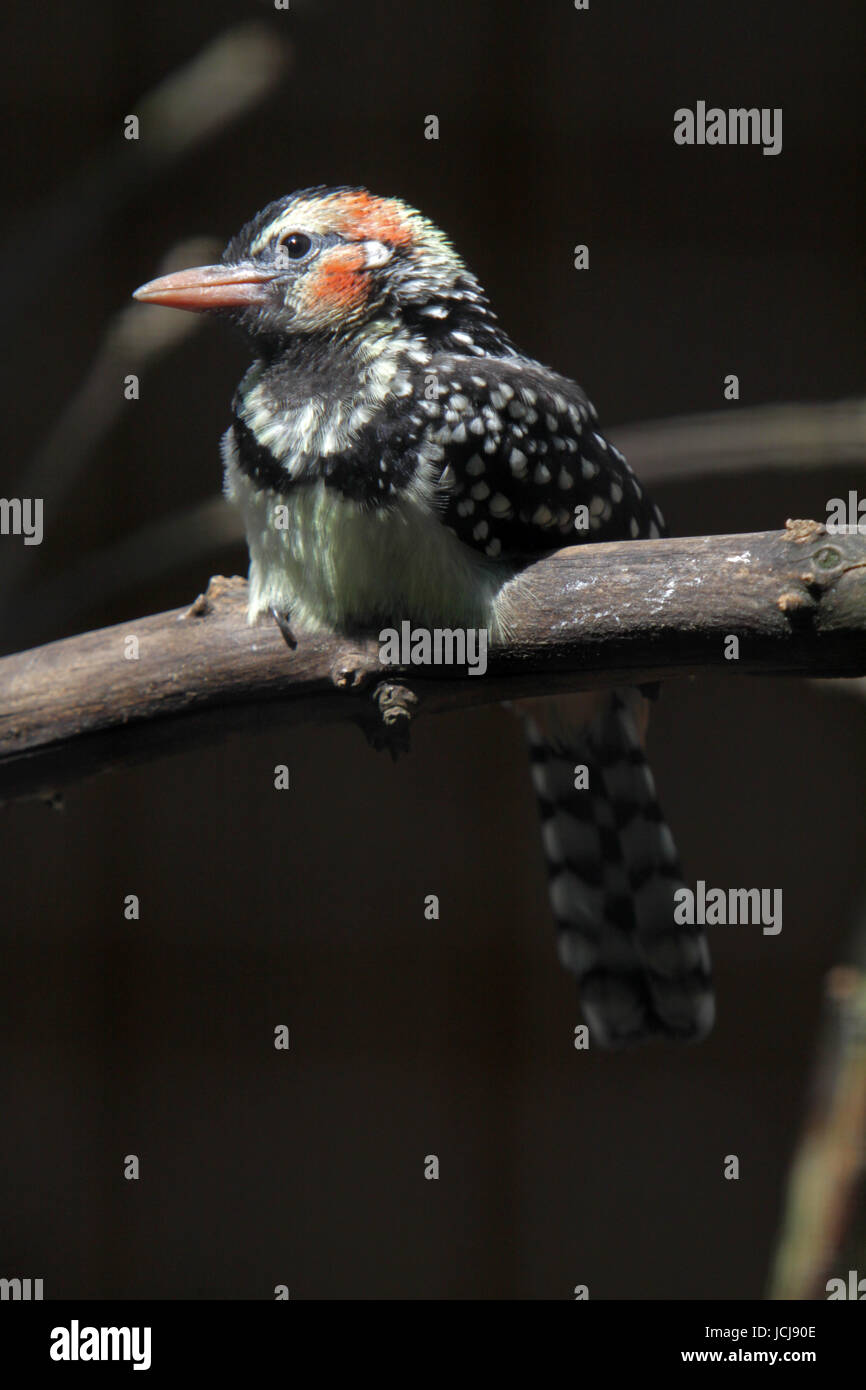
[[15, 497, 241, 624], [0, 238, 221, 623], [0, 22, 292, 626], [1, 521, 865, 804], [0, 23, 290, 321], [131, 23, 290, 162], [809, 675, 866, 703], [615, 397, 866, 484], [9, 239, 220, 505], [768, 959, 866, 1300]]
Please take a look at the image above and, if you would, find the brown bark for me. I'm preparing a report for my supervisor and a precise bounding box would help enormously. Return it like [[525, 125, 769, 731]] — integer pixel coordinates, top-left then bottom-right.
[[1, 520, 864, 804]]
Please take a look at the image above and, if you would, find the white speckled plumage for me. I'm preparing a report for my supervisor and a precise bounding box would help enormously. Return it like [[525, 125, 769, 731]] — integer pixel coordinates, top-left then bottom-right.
[[136, 185, 714, 1047]]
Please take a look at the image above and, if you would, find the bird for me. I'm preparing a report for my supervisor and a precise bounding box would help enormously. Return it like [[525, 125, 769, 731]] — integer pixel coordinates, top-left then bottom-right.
[[133, 186, 714, 1046]]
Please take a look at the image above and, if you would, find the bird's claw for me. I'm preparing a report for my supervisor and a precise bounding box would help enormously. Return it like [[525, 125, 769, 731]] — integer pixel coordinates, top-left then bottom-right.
[[270, 604, 298, 651]]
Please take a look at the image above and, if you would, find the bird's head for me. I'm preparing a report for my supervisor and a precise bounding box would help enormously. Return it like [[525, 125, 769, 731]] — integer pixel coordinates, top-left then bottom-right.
[[133, 186, 487, 345]]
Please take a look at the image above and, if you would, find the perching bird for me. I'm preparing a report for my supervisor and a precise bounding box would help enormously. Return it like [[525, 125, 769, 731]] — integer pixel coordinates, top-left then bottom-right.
[[134, 187, 713, 1046]]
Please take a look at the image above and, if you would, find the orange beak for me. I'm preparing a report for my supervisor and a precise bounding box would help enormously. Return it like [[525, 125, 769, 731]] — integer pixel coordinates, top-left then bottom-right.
[[132, 263, 279, 312]]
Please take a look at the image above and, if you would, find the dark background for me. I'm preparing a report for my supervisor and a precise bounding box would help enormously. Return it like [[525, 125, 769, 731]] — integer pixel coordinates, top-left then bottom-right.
[[0, 0, 863, 1298]]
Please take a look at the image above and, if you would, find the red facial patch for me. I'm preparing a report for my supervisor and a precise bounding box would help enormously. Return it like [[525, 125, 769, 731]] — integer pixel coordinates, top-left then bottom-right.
[[329, 191, 414, 248], [305, 246, 370, 315]]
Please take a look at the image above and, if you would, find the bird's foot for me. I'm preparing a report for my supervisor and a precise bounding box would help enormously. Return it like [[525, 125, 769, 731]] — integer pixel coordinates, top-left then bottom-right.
[[270, 604, 298, 651]]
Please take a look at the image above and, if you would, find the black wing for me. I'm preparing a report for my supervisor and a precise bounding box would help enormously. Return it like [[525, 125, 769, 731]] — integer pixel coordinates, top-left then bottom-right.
[[416, 353, 665, 562]]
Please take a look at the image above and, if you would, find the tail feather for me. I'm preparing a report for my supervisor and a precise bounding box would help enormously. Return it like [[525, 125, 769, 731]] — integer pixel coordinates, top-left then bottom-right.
[[524, 688, 714, 1047]]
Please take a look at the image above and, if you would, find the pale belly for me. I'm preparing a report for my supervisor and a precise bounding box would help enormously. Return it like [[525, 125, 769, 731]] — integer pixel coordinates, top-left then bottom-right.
[[224, 457, 511, 637]]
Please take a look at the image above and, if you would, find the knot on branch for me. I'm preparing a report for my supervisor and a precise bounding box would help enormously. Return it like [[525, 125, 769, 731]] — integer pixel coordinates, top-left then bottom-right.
[[359, 680, 420, 760], [778, 520, 866, 634], [179, 574, 247, 622]]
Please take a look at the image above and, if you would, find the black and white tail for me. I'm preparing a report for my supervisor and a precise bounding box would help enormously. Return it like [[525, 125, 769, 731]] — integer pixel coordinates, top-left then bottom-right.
[[523, 688, 714, 1047]]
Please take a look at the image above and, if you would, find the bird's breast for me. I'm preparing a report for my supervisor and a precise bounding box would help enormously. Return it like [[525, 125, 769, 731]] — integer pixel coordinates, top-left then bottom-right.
[[223, 434, 507, 636]]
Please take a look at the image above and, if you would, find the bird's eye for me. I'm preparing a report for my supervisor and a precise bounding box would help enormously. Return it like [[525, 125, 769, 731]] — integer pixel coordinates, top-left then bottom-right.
[[279, 232, 312, 260]]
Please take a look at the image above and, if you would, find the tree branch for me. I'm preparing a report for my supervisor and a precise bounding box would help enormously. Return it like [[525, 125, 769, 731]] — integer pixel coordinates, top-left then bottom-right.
[[1, 521, 864, 805]]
